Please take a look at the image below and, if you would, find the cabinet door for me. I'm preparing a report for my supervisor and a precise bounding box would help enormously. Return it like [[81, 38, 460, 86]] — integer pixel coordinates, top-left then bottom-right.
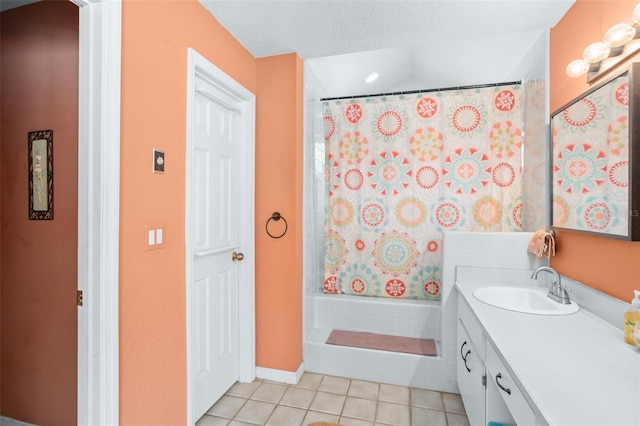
[[486, 342, 537, 426], [457, 319, 486, 426]]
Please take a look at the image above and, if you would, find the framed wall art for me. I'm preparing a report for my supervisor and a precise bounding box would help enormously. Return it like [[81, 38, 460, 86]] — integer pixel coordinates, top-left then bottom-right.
[[28, 129, 53, 220]]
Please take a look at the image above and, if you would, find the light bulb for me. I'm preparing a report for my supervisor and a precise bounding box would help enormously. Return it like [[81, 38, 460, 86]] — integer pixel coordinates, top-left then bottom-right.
[[566, 59, 590, 78], [583, 42, 611, 63], [633, 2, 640, 24], [604, 23, 636, 48], [365, 72, 378, 83]]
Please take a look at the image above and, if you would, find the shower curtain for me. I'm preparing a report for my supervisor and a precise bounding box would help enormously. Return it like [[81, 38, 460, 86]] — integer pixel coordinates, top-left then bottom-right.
[[323, 85, 524, 300]]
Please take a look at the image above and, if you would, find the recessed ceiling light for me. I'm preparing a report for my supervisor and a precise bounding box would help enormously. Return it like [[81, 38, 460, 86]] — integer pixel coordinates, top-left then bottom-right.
[[365, 72, 379, 83]]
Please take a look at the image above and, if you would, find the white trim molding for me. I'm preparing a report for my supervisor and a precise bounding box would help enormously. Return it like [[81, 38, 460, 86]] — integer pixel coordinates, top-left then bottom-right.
[[255, 363, 304, 385], [74, 0, 121, 425]]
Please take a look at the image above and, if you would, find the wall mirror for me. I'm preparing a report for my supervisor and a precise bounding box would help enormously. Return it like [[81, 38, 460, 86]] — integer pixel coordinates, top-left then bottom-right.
[[551, 63, 640, 240]]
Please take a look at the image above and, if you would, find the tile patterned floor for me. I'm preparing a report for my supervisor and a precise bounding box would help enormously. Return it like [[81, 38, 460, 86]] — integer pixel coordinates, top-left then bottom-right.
[[196, 372, 469, 426]]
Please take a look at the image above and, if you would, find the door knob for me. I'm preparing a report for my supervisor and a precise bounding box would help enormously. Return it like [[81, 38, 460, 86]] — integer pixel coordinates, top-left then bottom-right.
[[231, 251, 245, 262]]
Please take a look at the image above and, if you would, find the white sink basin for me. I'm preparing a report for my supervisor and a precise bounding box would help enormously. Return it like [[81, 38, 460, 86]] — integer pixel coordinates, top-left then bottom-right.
[[473, 286, 580, 315]]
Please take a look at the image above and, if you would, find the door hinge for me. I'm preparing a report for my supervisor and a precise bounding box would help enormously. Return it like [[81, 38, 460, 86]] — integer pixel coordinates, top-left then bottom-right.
[[77, 290, 84, 307], [482, 374, 487, 387]]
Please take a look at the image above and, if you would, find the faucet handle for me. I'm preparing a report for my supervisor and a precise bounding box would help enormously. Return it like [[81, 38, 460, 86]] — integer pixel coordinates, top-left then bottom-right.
[[557, 286, 572, 304]]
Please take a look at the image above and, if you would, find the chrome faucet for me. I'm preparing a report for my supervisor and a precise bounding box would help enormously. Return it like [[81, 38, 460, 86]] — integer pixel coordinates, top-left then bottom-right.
[[531, 266, 572, 304]]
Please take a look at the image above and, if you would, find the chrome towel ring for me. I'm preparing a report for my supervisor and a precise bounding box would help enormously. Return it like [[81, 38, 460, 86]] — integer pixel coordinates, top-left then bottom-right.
[[266, 211, 287, 239]]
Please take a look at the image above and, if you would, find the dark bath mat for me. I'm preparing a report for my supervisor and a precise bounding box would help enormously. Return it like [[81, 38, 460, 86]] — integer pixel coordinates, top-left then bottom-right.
[[326, 329, 437, 356]]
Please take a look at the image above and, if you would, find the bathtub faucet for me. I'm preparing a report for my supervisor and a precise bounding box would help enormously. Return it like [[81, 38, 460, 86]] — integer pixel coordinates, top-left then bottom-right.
[[531, 266, 571, 305]]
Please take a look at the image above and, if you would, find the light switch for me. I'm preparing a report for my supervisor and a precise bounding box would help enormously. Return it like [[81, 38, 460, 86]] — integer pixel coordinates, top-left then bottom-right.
[[144, 225, 165, 251]]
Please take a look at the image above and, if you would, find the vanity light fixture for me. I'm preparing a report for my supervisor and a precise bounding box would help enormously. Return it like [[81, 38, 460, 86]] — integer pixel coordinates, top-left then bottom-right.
[[566, 2, 640, 81], [365, 72, 378, 83], [633, 2, 640, 24], [604, 23, 636, 48], [583, 42, 611, 63], [566, 59, 591, 78]]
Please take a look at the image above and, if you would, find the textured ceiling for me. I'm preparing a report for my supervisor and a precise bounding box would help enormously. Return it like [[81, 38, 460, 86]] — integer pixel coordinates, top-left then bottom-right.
[[200, 0, 574, 98], [199, 0, 573, 60], [3, 1, 575, 98]]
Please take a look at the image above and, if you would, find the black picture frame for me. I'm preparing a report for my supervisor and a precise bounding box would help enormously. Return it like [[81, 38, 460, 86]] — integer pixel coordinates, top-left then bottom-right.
[[28, 129, 53, 220]]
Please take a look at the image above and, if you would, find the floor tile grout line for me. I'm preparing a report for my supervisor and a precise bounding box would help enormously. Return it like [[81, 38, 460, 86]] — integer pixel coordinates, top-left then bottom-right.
[[409, 383, 413, 425], [374, 379, 381, 424], [301, 378, 320, 425], [300, 382, 317, 426], [338, 376, 350, 422]]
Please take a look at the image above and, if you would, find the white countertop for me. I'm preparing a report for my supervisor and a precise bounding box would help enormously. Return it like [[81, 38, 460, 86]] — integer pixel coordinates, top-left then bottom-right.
[[456, 280, 640, 426]]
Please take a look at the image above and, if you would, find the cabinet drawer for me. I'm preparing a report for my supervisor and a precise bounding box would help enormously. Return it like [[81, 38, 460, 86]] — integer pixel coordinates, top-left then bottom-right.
[[486, 343, 536, 426], [458, 295, 485, 359]]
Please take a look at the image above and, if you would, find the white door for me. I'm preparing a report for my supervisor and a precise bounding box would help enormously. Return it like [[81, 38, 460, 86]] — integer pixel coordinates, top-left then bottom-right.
[[191, 74, 243, 419]]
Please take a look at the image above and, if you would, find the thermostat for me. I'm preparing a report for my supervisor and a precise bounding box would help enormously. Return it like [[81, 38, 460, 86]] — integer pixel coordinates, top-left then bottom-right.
[[153, 149, 165, 174]]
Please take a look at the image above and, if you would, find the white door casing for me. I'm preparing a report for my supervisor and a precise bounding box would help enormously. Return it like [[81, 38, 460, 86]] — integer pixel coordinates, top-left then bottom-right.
[[186, 48, 256, 425], [74, 0, 121, 425]]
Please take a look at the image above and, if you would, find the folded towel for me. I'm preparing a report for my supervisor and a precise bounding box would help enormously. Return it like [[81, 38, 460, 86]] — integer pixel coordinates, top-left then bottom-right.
[[527, 229, 556, 258]]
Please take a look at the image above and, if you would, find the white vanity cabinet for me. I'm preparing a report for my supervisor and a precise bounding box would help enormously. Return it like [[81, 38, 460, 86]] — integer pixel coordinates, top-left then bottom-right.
[[454, 271, 640, 426], [457, 292, 537, 426], [457, 296, 486, 426]]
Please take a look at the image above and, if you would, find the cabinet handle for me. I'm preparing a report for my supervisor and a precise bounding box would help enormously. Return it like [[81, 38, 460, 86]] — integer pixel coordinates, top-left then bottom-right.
[[460, 341, 468, 359], [460, 340, 471, 372], [495, 373, 511, 395]]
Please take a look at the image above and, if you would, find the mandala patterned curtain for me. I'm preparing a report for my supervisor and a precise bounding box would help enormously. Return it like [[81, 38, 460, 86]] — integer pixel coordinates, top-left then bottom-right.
[[323, 85, 524, 300]]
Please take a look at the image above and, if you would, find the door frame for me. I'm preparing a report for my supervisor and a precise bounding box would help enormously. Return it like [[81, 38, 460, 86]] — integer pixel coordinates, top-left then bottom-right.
[[185, 48, 256, 425], [74, 0, 121, 424]]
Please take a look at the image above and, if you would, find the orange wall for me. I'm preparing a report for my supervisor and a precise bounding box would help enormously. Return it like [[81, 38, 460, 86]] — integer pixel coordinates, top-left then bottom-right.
[[119, 1, 256, 423], [0, 1, 79, 424], [550, 0, 640, 301], [120, 1, 303, 423], [255, 54, 304, 372]]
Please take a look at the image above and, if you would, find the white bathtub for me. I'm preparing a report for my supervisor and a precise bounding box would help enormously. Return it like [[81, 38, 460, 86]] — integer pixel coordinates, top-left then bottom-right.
[[303, 292, 445, 390]]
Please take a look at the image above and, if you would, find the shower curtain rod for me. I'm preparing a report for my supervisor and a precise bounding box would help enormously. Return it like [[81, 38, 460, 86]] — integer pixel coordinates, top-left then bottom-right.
[[320, 80, 522, 101]]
